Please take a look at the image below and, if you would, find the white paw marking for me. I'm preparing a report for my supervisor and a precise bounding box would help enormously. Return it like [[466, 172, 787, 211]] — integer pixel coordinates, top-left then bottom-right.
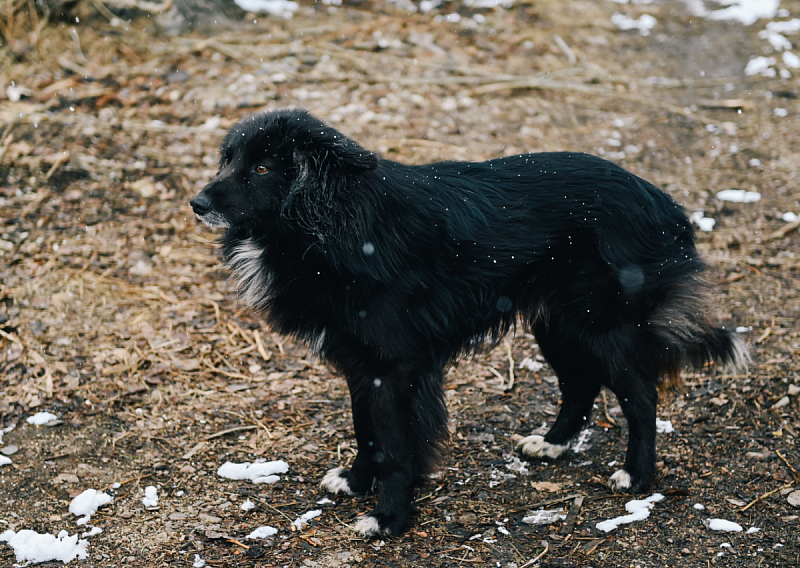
[[608, 469, 632, 492], [353, 514, 382, 537], [516, 435, 569, 459], [320, 467, 354, 496]]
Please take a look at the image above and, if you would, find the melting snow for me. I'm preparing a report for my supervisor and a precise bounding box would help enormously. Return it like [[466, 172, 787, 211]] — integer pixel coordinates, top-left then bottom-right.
[[217, 460, 289, 484], [69, 489, 113, 525], [233, 0, 298, 17], [241, 499, 256, 511], [292, 510, 322, 530], [0, 529, 89, 564], [142, 486, 159, 508], [247, 526, 279, 538], [0, 455, 11, 466], [690, 211, 716, 232], [518, 357, 544, 372], [744, 56, 777, 76], [522, 510, 566, 525], [596, 493, 664, 532], [26, 412, 59, 426], [705, 518, 743, 532], [706, 0, 781, 26], [767, 18, 800, 34], [716, 189, 761, 203], [611, 13, 658, 35], [656, 419, 674, 434]]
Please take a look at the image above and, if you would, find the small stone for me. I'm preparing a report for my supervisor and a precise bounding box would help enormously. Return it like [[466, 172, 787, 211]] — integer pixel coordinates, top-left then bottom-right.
[[787, 384, 800, 396], [457, 512, 477, 524], [788, 490, 800, 508], [1, 445, 18, 456], [771, 396, 790, 410]]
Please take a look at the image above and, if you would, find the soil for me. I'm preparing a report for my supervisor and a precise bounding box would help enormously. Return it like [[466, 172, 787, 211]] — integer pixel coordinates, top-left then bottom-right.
[[1, 1, 799, 567]]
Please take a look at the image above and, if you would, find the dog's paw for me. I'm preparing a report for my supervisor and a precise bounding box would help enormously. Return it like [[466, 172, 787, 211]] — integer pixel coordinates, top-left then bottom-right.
[[608, 469, 632, 492], [321, 467, 355, 496], [516, 434, 569, 459], [353, 515, 384, 537]]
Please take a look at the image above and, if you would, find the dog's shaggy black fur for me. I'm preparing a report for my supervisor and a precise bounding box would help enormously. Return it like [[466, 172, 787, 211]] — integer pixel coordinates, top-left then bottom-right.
[[190, 108, 747, 536]]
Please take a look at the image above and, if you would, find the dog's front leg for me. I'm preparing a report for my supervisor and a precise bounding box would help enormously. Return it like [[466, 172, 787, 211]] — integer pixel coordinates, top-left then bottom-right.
[[321, 382, 380, 496], [323, 361, 448, 536]]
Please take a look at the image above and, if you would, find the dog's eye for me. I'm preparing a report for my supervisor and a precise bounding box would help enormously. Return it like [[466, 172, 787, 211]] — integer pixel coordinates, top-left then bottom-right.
[[255, 165, 268, 175]]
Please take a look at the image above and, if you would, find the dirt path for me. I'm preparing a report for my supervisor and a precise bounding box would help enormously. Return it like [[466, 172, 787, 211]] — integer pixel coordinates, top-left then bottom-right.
[[1, 1, 799, 566]]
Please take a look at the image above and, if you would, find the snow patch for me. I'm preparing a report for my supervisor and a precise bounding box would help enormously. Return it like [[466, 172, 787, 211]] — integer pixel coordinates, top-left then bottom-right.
[[611, 13, 657, 35], [707, 0, 781, 26], [522, 510, 566, 525], [0, 529, 89, 564], [705, 518, 743, 532], [217, 460, 289, 484], [0, 455, 11, 466], [26, 412, 58, 426], [656, 418, 674, 434], [518, 357, 544, 372], [716, 189, 761, 203], [247, 526, 278, 539], [292, 510, 322, 530], [142, 486, 159, 508], [233, 0, 298, 17], [68, 489, 113, 525], [596, 493, 664, 532], [744, 56, 777, 76]]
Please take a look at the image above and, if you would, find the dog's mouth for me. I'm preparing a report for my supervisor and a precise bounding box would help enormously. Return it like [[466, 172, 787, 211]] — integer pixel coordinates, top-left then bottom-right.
[[195, 211, 231, 229]]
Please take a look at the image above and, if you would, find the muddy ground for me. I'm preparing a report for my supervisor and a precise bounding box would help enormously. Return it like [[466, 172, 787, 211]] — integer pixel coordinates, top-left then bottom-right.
[[1, 0, 799, 566]]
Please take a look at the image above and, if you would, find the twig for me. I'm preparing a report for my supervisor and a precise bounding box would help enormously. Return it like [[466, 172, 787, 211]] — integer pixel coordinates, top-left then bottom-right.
[[204, 425, 257, 441], [110, 473, 152, 489], [776, 450, 799, 480], [253, 329, 271, 363], [553, 34, 577, 66], [225, 539, 250, 550], [766, 219, 800, 241], [602, 390, 616, 427], [559, 496, 585, 536], [0, 329, 24, 346], [521, 540, 549, 568], [740, 482, 795, 512], [756, 327, 772, 344], [264, 502, 294, 523], [506, 341, 515, 391], [507, 492, 585, 514]]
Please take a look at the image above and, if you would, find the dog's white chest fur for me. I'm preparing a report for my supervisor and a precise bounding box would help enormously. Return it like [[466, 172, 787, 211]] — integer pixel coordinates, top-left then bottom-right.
[[227, 238, 274, 308]]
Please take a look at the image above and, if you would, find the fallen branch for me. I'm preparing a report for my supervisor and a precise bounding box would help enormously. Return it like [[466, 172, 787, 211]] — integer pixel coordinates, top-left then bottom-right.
[[559, 495, 585, 536], [740, 482, 795, 512], [520, 540, 549, 568]]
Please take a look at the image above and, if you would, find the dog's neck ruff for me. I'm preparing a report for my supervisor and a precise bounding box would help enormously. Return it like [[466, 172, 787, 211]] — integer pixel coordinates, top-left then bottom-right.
[[227, 237, 274, 310]]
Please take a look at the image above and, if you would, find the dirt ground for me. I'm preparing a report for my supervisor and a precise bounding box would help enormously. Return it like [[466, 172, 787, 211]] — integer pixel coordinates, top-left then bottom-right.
[[1, 0, 799, 566]]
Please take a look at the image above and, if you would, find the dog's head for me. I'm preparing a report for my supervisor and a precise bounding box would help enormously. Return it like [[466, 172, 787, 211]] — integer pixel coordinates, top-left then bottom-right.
[[190, 108, 378, 232]]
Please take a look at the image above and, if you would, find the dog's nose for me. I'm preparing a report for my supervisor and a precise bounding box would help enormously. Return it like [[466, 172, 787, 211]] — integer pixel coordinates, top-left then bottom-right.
[[190, 196, 212, 215]]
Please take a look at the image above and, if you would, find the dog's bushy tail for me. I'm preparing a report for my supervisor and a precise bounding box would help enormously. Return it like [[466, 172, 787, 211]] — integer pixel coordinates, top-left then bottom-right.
[[651, 281, 750, 390]]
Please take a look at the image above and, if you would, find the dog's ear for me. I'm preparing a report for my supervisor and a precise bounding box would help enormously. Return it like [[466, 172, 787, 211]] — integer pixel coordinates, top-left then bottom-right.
[[294, 130, 378, 180]]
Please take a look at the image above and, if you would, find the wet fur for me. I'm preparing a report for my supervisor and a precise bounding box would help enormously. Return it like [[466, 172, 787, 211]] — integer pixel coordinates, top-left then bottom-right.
[[190, 108, 747, 536]]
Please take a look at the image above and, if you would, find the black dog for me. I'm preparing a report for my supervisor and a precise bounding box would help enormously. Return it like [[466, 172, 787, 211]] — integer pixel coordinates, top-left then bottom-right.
[[190, 108, 747, 536]]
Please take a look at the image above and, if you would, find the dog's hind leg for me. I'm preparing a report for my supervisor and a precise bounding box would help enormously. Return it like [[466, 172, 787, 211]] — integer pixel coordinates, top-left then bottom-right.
[[517, 319, 602, 460]]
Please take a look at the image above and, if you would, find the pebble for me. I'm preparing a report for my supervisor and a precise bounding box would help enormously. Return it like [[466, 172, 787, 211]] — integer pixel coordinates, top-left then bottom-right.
[[1, 445, 18, 456]]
